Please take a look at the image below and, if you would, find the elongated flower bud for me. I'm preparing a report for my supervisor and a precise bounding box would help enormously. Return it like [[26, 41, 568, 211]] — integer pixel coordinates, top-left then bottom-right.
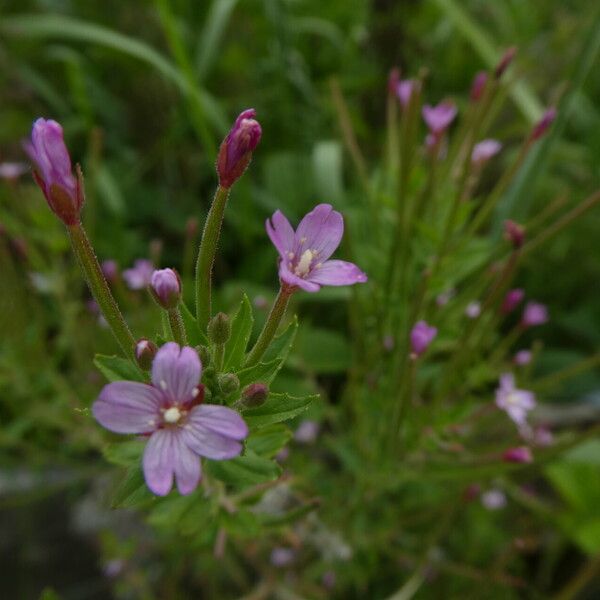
[[494, 47, 517, 79], [470, 71, 488, 102], [150, 268, 181, 309], [208, 312, 231, 345], [135, 338, 158, 370], [502, 446, 532, 463], [502, 288, 525, 314], [25, 118, 83, 225], [503, 220, 525, 249], [216, 109, 262, 188], [530, 107, 557, 141], [410, 320, 437, 357]]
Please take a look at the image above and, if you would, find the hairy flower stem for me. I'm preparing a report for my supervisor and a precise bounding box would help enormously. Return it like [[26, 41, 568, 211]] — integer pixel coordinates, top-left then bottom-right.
[[195, 185, 230, 331], [244, 285, 293, 367], [213, 343, 225, 372], [68, 223, 136, 359], [168, 307, 187, 346]]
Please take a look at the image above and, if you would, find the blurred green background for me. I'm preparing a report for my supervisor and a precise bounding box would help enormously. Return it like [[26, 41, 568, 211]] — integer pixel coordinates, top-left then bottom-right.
[[1, 0, 599, 598]]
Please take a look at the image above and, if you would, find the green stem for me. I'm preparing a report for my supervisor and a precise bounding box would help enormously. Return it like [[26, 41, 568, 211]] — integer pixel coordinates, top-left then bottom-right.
[[68, 223, 136, 359], [214, 343, 225, 372], [168, 306, 187, 346], [244, 286, 293, 367], [195, 185, 230, 330]]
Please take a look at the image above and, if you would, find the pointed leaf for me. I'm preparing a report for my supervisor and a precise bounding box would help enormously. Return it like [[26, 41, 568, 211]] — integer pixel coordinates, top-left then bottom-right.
[[94, 354, 145, 382], [236, 358, 283, 388], [263, 316, 298, 363], [246, 424, 292, 458], [180, 301, 208, 346], [242, 393, 318, 429], [224, 294, 254, 370], [208, 450, 281, 488]]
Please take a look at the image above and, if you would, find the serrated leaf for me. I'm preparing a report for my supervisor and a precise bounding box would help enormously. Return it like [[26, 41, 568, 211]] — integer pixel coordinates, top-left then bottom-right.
[[242, 392, 317, 429], [208, 450, 281, 488], [246, 424, 292, 458], [224, 294, 254, 370], [111, 466, 155, 508], [102, 440, 145, 467], [263, 316, 298, 363], [180, 301, 208, 347], [236, 358, 283, 388], [94, 354, 145, 382]]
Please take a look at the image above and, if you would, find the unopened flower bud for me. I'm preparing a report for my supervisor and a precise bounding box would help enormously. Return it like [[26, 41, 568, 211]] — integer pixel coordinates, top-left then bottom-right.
[[494, 46, 517, 79], [208, 312, 231, 344], [135, 338, 157, 370], [241, 383, 269, 407], [101, 259, 119, 283], [470, 71, 488, 102], [530, 107, 557, 141], [25, 118, 83, 225], [521, 302, 548, 328], [218, 373, 240, 395], [197, 344, 211, 367], [150, 268, 181, 309], [387, 67, 400, 95], [502, 446, 533, 463], [501, 288, 525, 314], [504, 220, 525, 249], [514, 350, 532, 366], [217, 109, 262, 188], [410, 320, 437, 357]]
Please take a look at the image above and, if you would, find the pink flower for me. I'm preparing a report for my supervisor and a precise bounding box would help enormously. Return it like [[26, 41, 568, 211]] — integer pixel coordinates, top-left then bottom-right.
[[502, 446, 533, 464], [481, 489, 507, 510], [25, 118, 82, 225], [513, 350, 532, 366], [465, 301, 481, 319], [471, 139, 502, 165], [501, 288, 525, 314], [422, 101, 457, 134], [92, 343, 248, 496], [521, 302, 548, 327], [122, 259, 154, 290], [294, 420, 320, 444], [217, 109, 262, 188], [101, 259, 119, 283], [410, 320, 437, 357], [470, 71, 488, 102], [266, 204, 367, 292], [396, 79, 418, 109], [495, 373, 536, 427]]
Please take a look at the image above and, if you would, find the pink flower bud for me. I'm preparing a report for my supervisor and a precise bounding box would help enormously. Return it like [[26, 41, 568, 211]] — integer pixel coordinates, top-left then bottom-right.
[[241, 382, 269, 407], [513, 350, 532, 366], [502, 446, 533, 463], [135, 338, 158, 370], [470, 71, 488, 102], [150, 268, 181, 309], [472, 139, 502, 165], [387, 67, 401, 95], [216, 109, 262, 188], [503, 220, 525, 249], [101, 259, 119, 283], [501, 289, 525, 314], [397, 79, 418, 109], [410, 320, 437, 357], [494, 47, 517, 79], [25, 118, 83, 225], [521, 302, 548, 327], [530, 107, 557, 141]]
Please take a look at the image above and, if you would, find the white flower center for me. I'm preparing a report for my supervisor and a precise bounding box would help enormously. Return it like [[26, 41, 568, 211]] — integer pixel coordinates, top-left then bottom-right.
[[294, 249, 315, 277], [163, 406, 182, 424], [506, 392, 520, 406]]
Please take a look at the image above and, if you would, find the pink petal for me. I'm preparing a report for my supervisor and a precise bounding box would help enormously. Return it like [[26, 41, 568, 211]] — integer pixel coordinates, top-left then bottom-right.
[[189, 405, 248, 439], [308, 259, 367, 287], [181, 424, 243, 460], [151, 343, 201, 403], [172, 434, 202, 495], [278, 262, 320, 292], [266, 210, 295, 259], [143, 429, 176, 496], [92, 382, 161, 434], [294, 204, 343, 263]]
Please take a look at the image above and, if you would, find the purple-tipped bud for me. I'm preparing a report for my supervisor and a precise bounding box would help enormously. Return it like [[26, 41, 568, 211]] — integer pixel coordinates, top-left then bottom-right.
[[422, 101, 457, 134], [521, 302, 548, 328], [135, 338, 158, 370], [503, 220, 525, 249], [410, 320, 437, 357], [101, 259, 119, 283], [530, 107, 557, 141], [241, 383, 269, 407], [150, 268, 181, 309], [501, 288, 525, 314], [397, 79, 418, 109], [502, 446, 533, 464], [387, 67, 401, 95], [216, 109, 262, 188], [470, 71, 488, 102], [494, 47, 517, 79], [514, 350, 532, 366], [472, 139, 502, 166], [25, 118, 83, 225]]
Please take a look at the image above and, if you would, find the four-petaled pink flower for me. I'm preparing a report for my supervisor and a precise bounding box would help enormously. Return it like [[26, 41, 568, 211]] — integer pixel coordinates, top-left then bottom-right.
[[123, 259, 154, 290], [266, 203, 367, 292], [410, 320, 437, 357], [25, 118, 82, 225], [422, 101, 457, 134], [93, 343, 248, 496], [521, 301, 548, 327], [495, 373, 536, 427]]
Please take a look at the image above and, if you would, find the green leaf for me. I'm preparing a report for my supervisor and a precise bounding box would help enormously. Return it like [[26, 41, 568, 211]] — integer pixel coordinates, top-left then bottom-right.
[[242, 393, 317, 429], [263, 316, 298, 363], [294, 328, 351, 374], [180, 301, 207, 347], [208, 450, 281, 488], [111, 467, 155, 508], [102, 440, 145, 467], [258, 500, 320, 527], [224, 294, 254, 371], [236, 358, 284, 388], [94, 354, 145, 382], [246, 424, 292, 458]]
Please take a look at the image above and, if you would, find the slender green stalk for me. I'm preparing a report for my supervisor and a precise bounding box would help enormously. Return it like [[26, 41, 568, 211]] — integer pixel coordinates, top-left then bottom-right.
[[533, 352, 600, 393], [213, 343, 225, 372], [195, 185, 230, 330], [68, 223, 136, 359], [168, 307, 187, 346], [244, 286, 293, 367]]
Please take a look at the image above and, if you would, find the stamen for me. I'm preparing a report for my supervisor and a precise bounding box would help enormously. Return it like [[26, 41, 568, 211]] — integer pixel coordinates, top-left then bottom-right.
[[294, 249, 314, 277], [163, 406, 182, 424]]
